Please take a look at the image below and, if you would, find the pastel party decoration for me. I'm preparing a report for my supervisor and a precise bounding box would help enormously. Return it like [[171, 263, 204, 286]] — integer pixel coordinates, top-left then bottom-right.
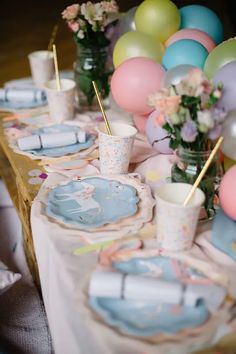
[[113, 31, 164, 68], [132, 113, 149, 133], [98, 122, 137, 174], [45, 79, 76, 123], [219, 166, 236, 220], [145, 110, 173, 154], [165, 29, 216, 53], [118, 7, 137, 36], [28, 50, 54, 87], [111, 57, 165, 115], [155, 183, 205, 251], [213, 61, 236, 111], [204, 39, 236, 78], [162, 39, 208, 70], [135, 0, 180, 42], [222, 110, 236, 161], [212, 209, 236, 261], [180, 5, 223, 45], [163, 64, 197, 87], [47, 177, 139, 229]]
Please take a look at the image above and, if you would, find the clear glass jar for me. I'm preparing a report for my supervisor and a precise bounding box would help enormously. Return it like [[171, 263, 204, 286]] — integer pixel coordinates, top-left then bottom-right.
[[171, 147, 224, 219], [74, 45, 113, 111]]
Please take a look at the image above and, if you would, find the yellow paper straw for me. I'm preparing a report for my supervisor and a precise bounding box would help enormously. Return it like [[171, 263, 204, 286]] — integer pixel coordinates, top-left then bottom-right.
[[92, 81, 112, 135], [47, 24, 59, 52], [52, 44, 61, 91], [183, 136, 224, 206]]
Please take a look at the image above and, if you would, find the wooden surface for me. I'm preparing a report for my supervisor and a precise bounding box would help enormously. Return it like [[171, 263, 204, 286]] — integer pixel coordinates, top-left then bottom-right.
[[0, 113, 41, 287]]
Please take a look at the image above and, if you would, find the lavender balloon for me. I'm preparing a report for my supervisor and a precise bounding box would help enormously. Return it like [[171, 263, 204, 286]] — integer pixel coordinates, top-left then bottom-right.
[[146, 110, 173, 154], [213, 61, 236, 111]]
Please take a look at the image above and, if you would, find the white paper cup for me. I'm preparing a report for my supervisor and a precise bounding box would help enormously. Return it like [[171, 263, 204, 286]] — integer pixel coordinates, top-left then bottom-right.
[[155, 183, 205, 252], [98, 122, 137, 174], [28, 50, 54, 87], [45, 79, 76, 123]]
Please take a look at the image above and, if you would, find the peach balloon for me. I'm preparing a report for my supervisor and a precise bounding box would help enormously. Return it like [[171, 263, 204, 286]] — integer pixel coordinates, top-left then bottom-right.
[[219, 165, 236, 220], [165, 29, 216, 53], [111, 57, 165, 115], [133, 113, 150, 133]]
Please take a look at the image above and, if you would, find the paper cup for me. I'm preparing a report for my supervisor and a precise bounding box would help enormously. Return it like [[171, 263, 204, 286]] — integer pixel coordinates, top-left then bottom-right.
[[98, 122, 137, 174], [155, 183, 205, 252], [45, 79, 76, 123], [28, 50, 54, 87]]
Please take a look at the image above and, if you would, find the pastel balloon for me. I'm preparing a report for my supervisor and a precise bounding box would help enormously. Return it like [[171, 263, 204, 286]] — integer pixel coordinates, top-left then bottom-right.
[[204, 39, 236, 78], [162, 39, 208, 70], [135, 0, 180, 42], [133, 113, 149, 133], [219, 166, 236, 220], [163, 64, 197, 87], [111, 57, 166, 115], [118, 7, 137, 36], [180, 5, 223, 44], [165, 29, 216, 53], [213, 61, 236, 112], [221, 110, 236, 161], [113, 31, 164, 68], [145, 110, 173, 154]]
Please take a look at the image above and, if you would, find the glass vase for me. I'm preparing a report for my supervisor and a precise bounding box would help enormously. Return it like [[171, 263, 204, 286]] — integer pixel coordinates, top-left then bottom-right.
[[74, 44, 113, 112], [171, 147, 223, 219]]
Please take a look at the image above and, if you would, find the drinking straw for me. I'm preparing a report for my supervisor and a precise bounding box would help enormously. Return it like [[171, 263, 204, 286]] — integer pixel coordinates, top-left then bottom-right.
[[47, 24, 59, 52], [183, 136, 224, 206], [92, 81, 112, 135], [52, 44, 61, 91]]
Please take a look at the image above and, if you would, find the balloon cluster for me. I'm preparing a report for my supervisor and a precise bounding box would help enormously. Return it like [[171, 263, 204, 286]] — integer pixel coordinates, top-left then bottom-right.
[[110, 0, 236, 155]]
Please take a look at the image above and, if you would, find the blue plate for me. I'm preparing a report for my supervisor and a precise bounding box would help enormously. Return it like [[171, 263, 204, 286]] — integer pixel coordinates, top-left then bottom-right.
[[0, 95, 47, 110], [212, 208, 236, 261], [46, 177, 139, 229], [27, 124, 94, 157], [90, 256, 209, 337]]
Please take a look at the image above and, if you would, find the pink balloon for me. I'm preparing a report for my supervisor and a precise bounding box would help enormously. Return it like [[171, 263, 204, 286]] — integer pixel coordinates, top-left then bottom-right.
[[219, 166, 236, 220], [133, 113, 149, 133], [111, 57, 165, 115], [165, 29, 216, 53]]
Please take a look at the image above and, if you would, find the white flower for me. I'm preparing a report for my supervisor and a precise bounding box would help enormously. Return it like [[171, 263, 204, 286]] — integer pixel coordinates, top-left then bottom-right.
[[197, 110, 214, 133], [81, 2, 104, 25], [77, 30, 85, 39]]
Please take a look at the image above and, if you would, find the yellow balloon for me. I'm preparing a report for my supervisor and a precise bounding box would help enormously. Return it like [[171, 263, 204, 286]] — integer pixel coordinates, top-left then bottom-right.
[[135, 0, 180, 42], [113, 31, 164, 68], [204, 39, 236, 78]]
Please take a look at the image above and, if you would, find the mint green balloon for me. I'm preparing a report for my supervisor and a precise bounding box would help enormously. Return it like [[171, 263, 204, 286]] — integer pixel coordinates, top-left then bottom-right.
[[135, 0, 180, 42], [113, 31, 164, 68], [204, 39, 236, 78]]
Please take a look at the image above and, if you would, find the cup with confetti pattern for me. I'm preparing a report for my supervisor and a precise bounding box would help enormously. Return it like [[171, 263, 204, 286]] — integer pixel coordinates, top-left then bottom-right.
[[155, 183, 205, 251], [45, 79, 76, 123], [98, 122, 137, 174], [28, 50, 54, 87]]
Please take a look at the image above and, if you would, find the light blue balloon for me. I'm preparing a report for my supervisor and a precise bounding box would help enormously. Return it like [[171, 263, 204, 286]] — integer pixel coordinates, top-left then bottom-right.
[[180, 5, 223, 45], [162, 39, 208, 70]]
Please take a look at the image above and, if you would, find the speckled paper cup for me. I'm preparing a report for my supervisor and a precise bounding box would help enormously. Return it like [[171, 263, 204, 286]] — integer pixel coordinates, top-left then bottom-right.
[[45, 79, 76, 123], [98, 122, 137, 175], [155, 183, 205, 252], [28, 50, 54, 87]]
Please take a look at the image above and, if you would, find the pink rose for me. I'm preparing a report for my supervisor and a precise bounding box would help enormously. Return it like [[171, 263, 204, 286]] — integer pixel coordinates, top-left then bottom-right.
[[62, 4, 80, 21], [156, 96, 181, 116], [68, 21, 79, 32]]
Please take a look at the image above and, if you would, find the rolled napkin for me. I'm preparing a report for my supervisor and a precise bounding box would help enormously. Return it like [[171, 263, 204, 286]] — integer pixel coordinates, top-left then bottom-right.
[[17, 131, 87, 151], [89, 271, 226, 312], [0, 88, 46, 102]]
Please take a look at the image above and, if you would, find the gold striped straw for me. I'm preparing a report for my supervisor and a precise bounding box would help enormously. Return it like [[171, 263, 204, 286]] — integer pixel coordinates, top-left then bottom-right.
[[47, 24, 59, 52], [92, 81, 112, 135], [52, 44, 61, 91], [183, 136, 224, 206]]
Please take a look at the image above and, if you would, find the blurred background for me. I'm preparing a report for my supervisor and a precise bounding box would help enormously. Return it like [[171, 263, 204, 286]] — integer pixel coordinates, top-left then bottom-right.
[[0, 0, 235, 86]]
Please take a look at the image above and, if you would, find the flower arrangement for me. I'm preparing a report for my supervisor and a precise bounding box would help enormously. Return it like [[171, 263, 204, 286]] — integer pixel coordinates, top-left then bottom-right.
[[62, 1, 119, 109], [149, 68, 226, 151], [62, 1, 119, 48]]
